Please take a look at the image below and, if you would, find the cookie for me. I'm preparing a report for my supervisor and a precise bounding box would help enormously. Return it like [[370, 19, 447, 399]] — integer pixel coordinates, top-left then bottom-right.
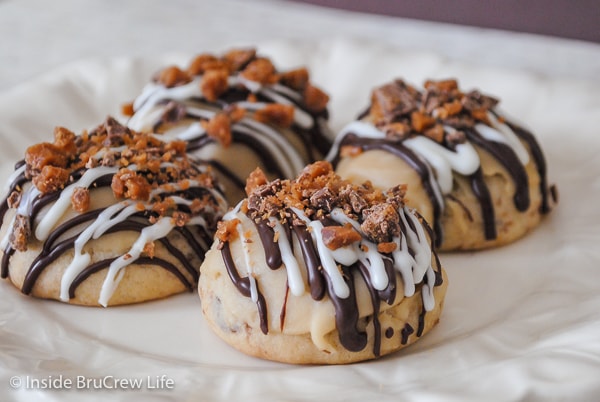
[[124, 48, 333, 204], [328, 79, 557, 250], [198, 162, 447, 364], [0, 117, 227, 306]]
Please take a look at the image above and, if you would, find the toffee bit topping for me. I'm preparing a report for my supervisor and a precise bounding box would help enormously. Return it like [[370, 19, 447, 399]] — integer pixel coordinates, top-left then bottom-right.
[[19, 118, 222, 220], [254, 104, 295, 128], [361, 203, 401, 244], [172, 211, 191, 227], [367, 78, 500, 143], [111, 169, 151, 201], [377, 242, 397, 254], [138, 48, 330, 116], [7, 191, 21, 209], [9, 214, 30, 252], [121, 102, 135, 117], [244, 162, 407, 245], [303, 84, 329, 113], [187, 54, 226, 76], [216, 218, 240, 243], [245, 167, 269, 196], [279, 68, 309, 91], [156, 66, 192, 88], [240, 58, 278, 85], [71, 187, 91, 213], [321, 224, 362, 250], [201, 69, 230, 102], [204, 112, 233, 148], [32, 165, 69, 194], [142, 241, 155, 258], [223, 48, 256, 71]]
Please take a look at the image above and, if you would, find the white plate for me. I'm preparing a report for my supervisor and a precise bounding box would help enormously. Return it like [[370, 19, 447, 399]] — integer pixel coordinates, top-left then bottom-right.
[[1, 39, 599, 401]]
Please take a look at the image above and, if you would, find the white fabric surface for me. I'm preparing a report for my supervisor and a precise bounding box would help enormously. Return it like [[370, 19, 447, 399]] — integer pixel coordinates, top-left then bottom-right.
[[1, 1, 600, 401]]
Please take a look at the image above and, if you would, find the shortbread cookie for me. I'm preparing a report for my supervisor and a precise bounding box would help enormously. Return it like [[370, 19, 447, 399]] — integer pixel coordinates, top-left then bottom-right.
[[123, 48, 332, 203], [199, 162, 447, 364], [0, 117, 227, 306], [328, 79, 557, 250]]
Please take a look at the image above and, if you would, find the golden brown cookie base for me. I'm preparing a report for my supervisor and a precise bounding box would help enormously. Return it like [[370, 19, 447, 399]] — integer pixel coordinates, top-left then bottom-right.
[[1, 227, 197, 307], [335, 146, 545, 251], [199, 260, 447, 365]]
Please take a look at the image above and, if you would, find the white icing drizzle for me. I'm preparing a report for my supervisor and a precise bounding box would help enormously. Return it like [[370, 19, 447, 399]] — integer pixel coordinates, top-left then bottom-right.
[[3, 164, 26, 194], [403, 136, 479, 193], [5, 138, 226, 306], [290, 207, 351, 299], [98, 216, 175, 307], [479, 112, 530, 164], [34, 166, 119, 241], [224, 198, 438, 311], [330, 206, 436, 310], [127, 68, 325, 182], [330, 113, 527, 200], [268, 217, 306, 297], [59, 201, 135, 301], [236, 220, 258, 303]]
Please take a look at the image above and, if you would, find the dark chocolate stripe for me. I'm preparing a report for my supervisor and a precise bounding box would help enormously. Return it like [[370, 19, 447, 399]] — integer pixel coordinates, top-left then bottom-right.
[[506, 122, 552, 214], [254, 220, 283, 270], [68, 256, 194, 300], [221, 241, 268, 334], [466, 128, 530, 211], [292, 223, 325, 301], [324, 264, 368, 352], [469, 167, 497, 240]]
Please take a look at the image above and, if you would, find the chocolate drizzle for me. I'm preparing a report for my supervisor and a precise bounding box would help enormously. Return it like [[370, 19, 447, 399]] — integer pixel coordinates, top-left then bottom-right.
[[330, 134, 445, 246], [221, 241, 268, 334], [214, 162, 445, 355], [329, 79, 555, 247], [126, 50, 333, 204], [0, 118, 226, 304]]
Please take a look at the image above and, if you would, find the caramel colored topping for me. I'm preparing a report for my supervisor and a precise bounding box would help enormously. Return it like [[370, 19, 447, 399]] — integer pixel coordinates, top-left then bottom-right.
[[361, 203, 401, 243], [377, 241, 397, 254], [367, 79, 499, 142], [340, 145, 363, 158], [321, 224, 362, 250], [216, 218, 240, 243], [245, 162, 407, 245], [7, 191, 21, 209], [424, 124, 445, 143], [9, 215, 30, 252], [240, 58, 278, 85], [121, 102, 135, 117], [410, 111, 435, 132], [188, 54, 221, 76], [53, 127, 77, 154], [142, 241, 155, 258], [111, 168, 151, 201], [25, 142, 67, 178], [303, 84, 329, 113], [32, 165, 69, 194], [223, 48, 256, 71], [71, 187, 91, 213], [157, 66, 192, 88], [201, 69, 230, 102], [148, 48, 329, 116], [245, 167, 268, 196], [172, 211, 191, 227], [279, 68, 309, 91], [254, 104, 295, 128], [204, 112, 232, 148]]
